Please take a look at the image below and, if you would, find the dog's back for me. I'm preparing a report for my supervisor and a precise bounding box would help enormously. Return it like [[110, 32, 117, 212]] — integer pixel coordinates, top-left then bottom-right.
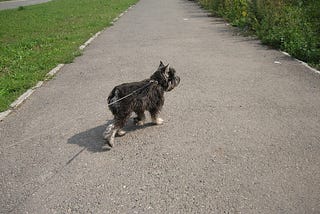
[[107, 80, 152, 114]]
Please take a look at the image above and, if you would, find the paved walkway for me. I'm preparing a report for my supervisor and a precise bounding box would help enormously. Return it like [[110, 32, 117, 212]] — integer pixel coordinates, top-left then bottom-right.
[[1, 0, 319, 213], [0, 0, 51, 10]]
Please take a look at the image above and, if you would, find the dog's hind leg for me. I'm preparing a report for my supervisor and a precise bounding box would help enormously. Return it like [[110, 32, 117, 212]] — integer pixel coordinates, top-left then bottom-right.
[[103, 123, 118, 148], [103, 115, 130, 149]]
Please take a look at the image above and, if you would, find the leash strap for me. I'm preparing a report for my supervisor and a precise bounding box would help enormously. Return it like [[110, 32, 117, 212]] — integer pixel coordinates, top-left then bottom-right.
[[108, 80, 157, 106]]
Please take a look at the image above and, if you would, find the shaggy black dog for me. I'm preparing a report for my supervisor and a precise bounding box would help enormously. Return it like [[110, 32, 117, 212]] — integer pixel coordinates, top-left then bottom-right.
[[103, 61, 180, 149]]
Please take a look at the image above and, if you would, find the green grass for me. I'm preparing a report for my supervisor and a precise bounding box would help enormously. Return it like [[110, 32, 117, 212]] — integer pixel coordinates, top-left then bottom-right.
[[0, 0, 138, 112]]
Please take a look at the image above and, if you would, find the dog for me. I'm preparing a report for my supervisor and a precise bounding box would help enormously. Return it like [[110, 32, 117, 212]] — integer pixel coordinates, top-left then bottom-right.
[[103, 61, 180, 149]]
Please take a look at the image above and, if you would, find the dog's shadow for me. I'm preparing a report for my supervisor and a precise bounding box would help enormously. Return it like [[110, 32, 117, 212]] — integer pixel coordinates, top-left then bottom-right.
[[67, 119, 154, 152]]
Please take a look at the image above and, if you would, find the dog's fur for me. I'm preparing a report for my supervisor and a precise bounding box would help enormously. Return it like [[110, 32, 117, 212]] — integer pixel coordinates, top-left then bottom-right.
[[103, 61, 180, 148]]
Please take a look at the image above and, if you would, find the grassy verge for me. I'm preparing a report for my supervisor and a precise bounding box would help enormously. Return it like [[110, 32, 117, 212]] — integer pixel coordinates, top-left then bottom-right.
[[197, 0, 320, 70], [0, 0, 138, 112]]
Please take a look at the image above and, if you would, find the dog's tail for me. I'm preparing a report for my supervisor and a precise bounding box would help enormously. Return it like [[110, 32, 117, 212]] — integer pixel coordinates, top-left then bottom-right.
[[108, 88, 120, 105]]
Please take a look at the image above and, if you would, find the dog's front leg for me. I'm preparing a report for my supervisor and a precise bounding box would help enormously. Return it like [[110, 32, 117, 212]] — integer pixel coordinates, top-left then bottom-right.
[[150, 109, 164, 125], [151, 115, 164, 125]]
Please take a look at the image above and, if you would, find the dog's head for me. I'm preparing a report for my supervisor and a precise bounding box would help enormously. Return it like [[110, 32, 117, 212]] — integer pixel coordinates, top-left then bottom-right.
[[150, 61, 180, 91]]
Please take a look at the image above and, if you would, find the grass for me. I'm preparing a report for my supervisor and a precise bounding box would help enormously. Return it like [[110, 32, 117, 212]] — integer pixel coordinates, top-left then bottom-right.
[[0, 0, 138, 112]]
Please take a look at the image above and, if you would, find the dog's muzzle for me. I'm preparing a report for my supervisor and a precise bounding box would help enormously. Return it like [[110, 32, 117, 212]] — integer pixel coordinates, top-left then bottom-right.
[[167, 76, 180, 91]]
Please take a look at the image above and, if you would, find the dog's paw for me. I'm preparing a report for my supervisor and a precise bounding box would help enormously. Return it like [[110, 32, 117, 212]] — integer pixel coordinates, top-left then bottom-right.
[[101, 134, 114, 150], [116, 129, 126, 137], [136, 121, 145, 126], [152, 117, 164, 125], [105, 137, 114, 148], [101, 144, 111, 151], [134, 117, 145, 126]]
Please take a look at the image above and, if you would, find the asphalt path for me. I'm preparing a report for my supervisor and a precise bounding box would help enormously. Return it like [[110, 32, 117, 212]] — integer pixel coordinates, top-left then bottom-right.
[[1, 0, 320, 213], [0, 0, 51, 10]]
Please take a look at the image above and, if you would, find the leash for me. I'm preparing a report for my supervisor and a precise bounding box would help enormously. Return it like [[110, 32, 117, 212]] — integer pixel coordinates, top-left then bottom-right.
[[108, 80, 157, 106]]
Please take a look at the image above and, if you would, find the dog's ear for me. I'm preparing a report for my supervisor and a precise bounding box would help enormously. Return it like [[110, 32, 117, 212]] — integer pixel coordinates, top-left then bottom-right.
[[164, 64, 170, 74], [159, 61, 164, 67]]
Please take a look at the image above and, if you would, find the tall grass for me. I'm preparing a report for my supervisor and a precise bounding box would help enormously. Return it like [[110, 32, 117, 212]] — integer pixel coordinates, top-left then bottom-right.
[[0, 0, 138, 112], [198, 0, 320, 68]]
